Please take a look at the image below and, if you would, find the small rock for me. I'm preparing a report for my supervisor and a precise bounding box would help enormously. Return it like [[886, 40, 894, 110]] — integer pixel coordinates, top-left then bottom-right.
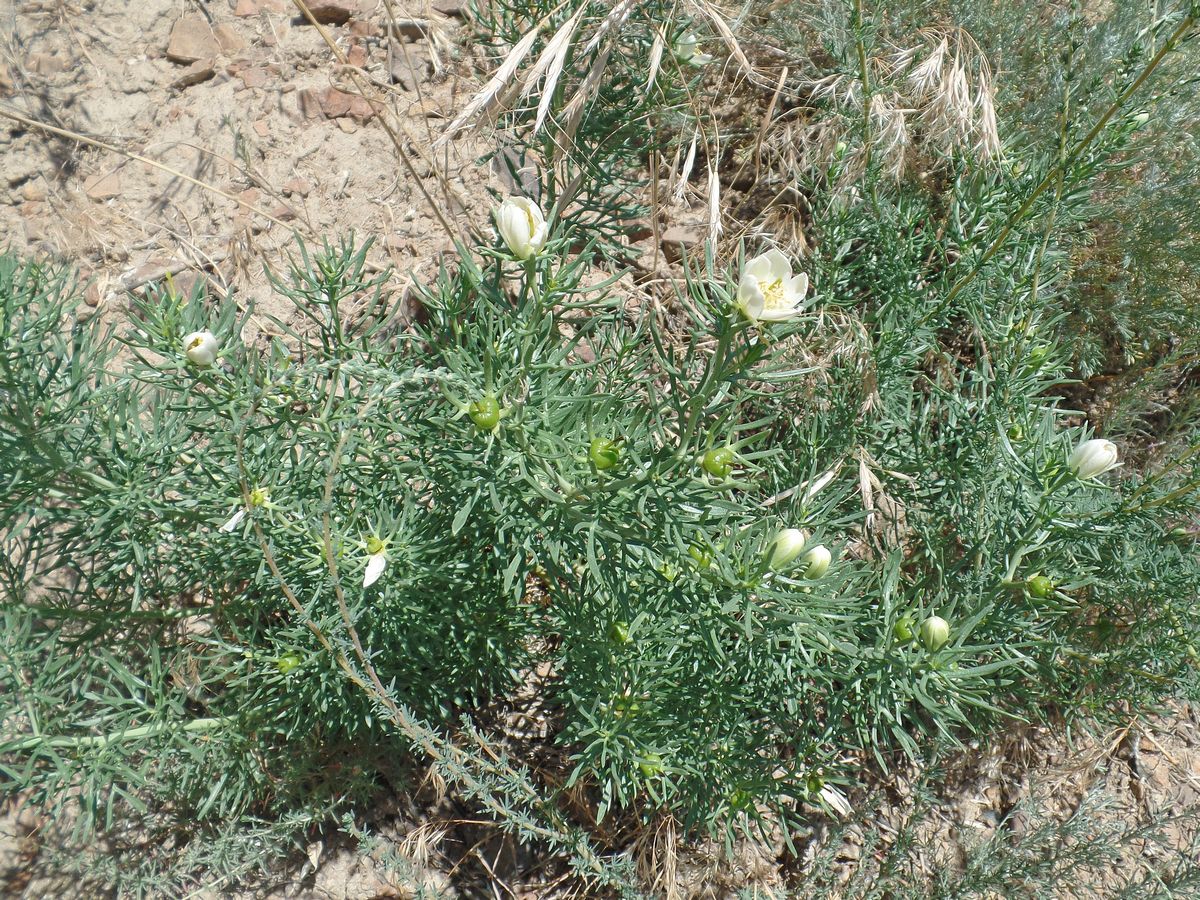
[[84, 281, 102, 307], [20, 181, 47, 202], [253, 119, 271, 138], [346, 44, 368, 68], [0, 61, 12, 95], [348, 20, 377, 37], [660, 225, 703, 262], [406, 98, 446, 118], [298, 87, 324, 118], [301, 1, 358, 25], [213, 24, 248, 54], [336, 118, 358, 134], [389, 42, 431, 90], [282, 177, 312, 197], [234, 0, 290, 15], [172, 59, 216, 89], [237, 67, 271, 89], [431, 0, 465, 16], [390, 19, 431, 41], [27, 53, 67, 75], [318, 87, 375, 120], [84, 171, 122, 201], [271, 203, 298, 221], [167, 17, 220, 64]]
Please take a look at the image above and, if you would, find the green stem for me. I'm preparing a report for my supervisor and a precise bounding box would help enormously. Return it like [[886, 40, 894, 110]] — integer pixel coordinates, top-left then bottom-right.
[[7, 716, 227, 752]]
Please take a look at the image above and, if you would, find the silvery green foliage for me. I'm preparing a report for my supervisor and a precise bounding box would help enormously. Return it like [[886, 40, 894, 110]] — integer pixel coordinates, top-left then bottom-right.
[[3, 2, 1200, 894]]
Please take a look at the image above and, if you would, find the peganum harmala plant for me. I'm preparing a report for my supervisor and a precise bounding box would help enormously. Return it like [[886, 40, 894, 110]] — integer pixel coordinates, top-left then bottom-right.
[[3, 2, 1200, 895], [2, 190, 1199, 889]]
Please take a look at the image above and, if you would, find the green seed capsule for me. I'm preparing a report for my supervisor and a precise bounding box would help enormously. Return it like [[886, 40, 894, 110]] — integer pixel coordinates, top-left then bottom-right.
[[1007, 424, 1024, 442], [1027, 575, 1055, 599], [701, 447, 734, 478], [639, 753, 664, 778], [276, 653, 302, 675], [589, 437, 621, 470], [608, 620, 632, 645], [468, 396, 501, 431], [805, 773, 825, 795], [893, 616, 916, 642]]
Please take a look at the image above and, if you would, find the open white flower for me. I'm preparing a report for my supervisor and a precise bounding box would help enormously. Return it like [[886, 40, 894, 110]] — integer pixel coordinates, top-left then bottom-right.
[[495, 197, 549, 260], [1068, 438, 1120, 480], [674, 33, 713, 67], [184, 330, 219, 367], [736, 249, 809, 322]]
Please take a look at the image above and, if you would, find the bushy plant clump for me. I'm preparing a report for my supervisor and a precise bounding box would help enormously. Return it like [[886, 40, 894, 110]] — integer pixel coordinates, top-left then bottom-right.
[[3, 0, 1200, 894]]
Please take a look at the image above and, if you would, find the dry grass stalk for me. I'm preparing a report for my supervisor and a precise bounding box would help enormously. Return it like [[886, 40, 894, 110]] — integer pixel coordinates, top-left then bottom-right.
[[433, 17, 545, 148]]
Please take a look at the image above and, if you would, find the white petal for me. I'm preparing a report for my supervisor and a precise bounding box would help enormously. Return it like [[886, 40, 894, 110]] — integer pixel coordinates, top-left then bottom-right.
[[762, 248, 792, 281], [743, 252, 775, 282], [737, 275, 765, 320], [786, 272, 809, 302], [820, 784, 853, 817], [219, 508, 246, 533], [184, 330, 219, 367], [758, 302, 802, 322], [529, 219, 550, 254], [363, 552, 387, 588]]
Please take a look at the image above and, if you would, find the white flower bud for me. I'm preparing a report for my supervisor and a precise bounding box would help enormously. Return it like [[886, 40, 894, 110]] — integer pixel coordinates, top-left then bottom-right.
[[495, 196, 549, 260], [801, 544, 832, 579], [768, 528, 808, 570], [920, 615, 950, 651], [184, 330, 219, 367], [1068, 438, 1119, 480]]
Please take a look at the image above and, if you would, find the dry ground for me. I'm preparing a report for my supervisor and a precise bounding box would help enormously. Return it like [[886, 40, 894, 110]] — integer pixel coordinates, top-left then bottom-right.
[[2, 1, 1200, 897]]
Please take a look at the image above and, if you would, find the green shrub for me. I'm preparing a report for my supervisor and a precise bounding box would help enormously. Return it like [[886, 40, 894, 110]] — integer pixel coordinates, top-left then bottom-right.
[[3, 0, 1200, 894]]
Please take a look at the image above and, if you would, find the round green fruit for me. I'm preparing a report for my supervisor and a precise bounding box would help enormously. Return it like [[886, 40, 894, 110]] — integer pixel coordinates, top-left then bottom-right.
[[608, 620, 632, 645], [701, 447, 734, 478], [589, 437, 621, 470], [1027, 575, 1055, 599], [467, 396, 501, 431]]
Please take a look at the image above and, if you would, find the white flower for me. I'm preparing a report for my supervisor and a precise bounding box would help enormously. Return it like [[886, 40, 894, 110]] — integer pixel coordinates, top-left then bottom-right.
[[802, 544, 832, 579], [736, 249, 809, 322], [1069, 438, 1120, 480], [674, 33, 713, 67], [768, 528, 808, 570], [184, 330, 219, 367], [495, 197, 549, 260], [363, 552, 387, 588]]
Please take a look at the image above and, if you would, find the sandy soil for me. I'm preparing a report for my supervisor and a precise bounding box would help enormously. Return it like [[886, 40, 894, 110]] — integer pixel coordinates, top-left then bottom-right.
[[0, 0, 495, 341]]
